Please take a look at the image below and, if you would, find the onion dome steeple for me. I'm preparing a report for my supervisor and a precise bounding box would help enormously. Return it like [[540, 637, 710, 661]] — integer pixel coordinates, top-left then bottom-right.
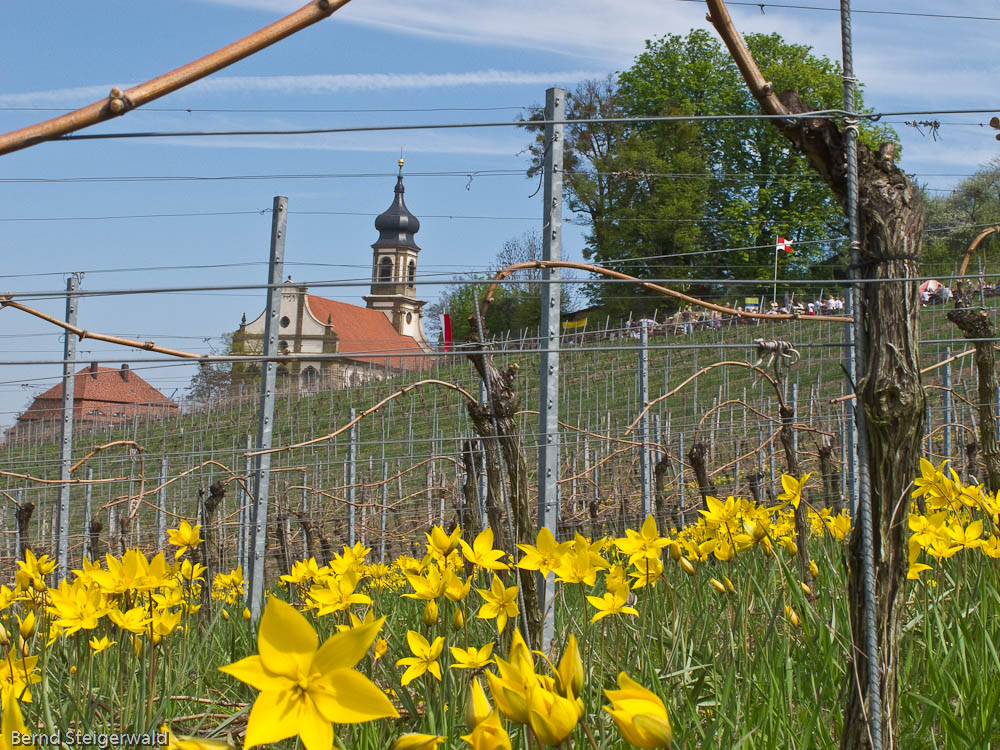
[[373, 159, 420, 250]]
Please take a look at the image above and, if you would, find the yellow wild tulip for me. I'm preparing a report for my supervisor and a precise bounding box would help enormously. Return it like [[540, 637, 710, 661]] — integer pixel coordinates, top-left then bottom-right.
[[460, 528, 510, 571], [166, 520, 203, 559], [17, 610, 36, 640], [396, 631, 444, 685], [452, 607, 465, 631], [476, 577, 520, 633], [527, 683, 579, 746], [219, 597, 397, 750], [465, 677, 492, 728], [603, 671, 673, 748], [486, 631, 536, 725], [88, 636, 116, 654], [450, 642, 494, 670], [162, 724, 233, 750], [2, 686, 29, 750], [390, 734, 445, 750], [443, 569, 473, 604], [426, 524, 462, 558], [557, 634, 584, 699], [784, 605, 801, 628], [517, 527, 569, 577], [462, 710, 512, 750], [423, 600, 439, 627]]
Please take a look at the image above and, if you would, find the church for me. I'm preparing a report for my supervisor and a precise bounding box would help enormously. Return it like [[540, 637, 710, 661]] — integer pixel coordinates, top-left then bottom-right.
[[231, 161, 431, 389]]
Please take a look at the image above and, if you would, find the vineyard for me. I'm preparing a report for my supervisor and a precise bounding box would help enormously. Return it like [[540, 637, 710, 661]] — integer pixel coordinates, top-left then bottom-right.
[[0, 302, 992, 578]]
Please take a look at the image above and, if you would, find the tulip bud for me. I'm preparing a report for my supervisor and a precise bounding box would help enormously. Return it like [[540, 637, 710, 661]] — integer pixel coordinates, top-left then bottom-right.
[[423, 600, 439, 627], [17, 611, 36, 640], [809, 560, 819, 579], [784, 605, 800, 628], [452, 607, 465, 631], [799, 582, 812, 596], [69, 665, 77, 675], [0, 623, 9, 646], [465, 677, 491, 729], [558, 634, 584, 698], [221, 609, 230, 621], [679, 557, 696, 577], [709, 578, 726, 595], [374, 637, 388, 661], [782, 539, 798, 558], [723, 576, 736, 594], [242, 607, 252, 621], [668, 542, 682, 562]]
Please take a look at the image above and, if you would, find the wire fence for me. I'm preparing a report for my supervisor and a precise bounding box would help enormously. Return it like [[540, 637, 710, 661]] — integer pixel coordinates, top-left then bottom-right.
[[1, 288, 996, 588]]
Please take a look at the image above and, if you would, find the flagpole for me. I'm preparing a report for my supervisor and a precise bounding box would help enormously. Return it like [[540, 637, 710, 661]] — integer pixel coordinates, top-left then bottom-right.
[[773, 235, 780, 306]]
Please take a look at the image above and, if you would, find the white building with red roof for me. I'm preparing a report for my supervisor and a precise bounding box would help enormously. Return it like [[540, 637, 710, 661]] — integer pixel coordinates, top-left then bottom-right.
[[231, 162, 431, 389]]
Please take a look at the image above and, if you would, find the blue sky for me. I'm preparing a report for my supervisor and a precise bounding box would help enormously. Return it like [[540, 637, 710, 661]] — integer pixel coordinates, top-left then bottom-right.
[[1, 0, 998, 428]]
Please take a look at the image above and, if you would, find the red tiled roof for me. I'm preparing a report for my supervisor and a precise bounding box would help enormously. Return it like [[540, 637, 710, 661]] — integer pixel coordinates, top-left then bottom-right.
[[305, 296, 424, 370], [29, 365, 176, 409]]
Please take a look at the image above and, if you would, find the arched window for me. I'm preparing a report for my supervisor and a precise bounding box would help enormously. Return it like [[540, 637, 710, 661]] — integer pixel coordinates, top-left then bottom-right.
[[378, 257, 393, 283], [301, 366, 319, 388], [408, 260, 416, 284]]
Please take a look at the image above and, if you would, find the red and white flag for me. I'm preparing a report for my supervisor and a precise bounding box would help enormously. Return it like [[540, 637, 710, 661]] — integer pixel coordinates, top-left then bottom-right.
[[441, 313, 453, 352], [777, 237, 794, 253]]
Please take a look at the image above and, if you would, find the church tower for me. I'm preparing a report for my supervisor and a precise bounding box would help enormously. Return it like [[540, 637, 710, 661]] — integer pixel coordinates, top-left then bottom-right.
[[363, 159, 428, 348]]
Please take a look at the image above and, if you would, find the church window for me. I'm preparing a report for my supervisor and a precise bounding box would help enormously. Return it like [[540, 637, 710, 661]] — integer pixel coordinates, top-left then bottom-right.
[[280, 316, 290, 328], [301, 366, 319, 387], [379, 257, 393, 283], [408, 260, 416, 284]]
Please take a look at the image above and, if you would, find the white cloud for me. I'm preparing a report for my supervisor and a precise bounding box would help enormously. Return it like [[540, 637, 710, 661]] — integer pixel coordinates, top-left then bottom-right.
[[140, 130, 525, 156], [197, 0, 826, 63], [0, 69, 600, 108]]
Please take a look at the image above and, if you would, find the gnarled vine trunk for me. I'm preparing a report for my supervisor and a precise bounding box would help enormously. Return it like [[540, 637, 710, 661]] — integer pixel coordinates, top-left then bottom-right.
[[465, 344, 544, 648], [946, 305, 1000, 493], [705, 3, 925, 745]]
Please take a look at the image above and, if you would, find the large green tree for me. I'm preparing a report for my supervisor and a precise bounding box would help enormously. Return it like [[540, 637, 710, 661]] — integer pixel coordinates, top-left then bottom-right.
[[922, 157, 1000, 276], [426, 231, 571, 342], [526, 30, 894, 315]]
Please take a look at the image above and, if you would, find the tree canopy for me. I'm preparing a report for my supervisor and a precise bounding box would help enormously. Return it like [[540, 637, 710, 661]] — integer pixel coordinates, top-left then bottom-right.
[[922, 157, 1000, 277], [524, 29, 895, 317], [426, 231, 572, 342]]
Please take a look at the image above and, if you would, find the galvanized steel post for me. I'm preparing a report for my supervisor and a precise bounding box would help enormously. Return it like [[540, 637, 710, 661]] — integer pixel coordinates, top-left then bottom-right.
[[348, 407, 358, 547], [82, 469, 93, 562], [56, 275, 79, 581], [943, 349, 952, 461], [157, 458, 168, 550], [248, 196, 286, 620], [639, 320, 651, 519], [537, 86, 564, 652]]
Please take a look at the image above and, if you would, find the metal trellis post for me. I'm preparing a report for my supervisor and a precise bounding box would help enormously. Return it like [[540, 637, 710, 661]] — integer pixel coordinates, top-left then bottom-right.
[[537, 86, 564, 653], [248, 196, 287, 621], [841, 2, 882, 746], [56, 274, 79, 581], [157, 457, 168, 550], [348, 407, 358, 547], [639, 320, 651, 518]]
